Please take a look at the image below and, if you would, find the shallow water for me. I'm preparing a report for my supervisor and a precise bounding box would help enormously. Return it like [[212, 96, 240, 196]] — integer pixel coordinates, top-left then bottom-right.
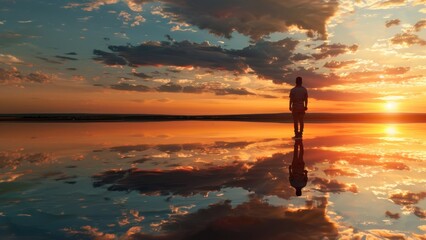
[[0, 122, 425, 239]]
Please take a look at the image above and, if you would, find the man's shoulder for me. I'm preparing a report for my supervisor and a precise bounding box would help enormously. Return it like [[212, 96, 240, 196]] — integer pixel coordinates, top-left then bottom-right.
[[291, 86, 307, 91]]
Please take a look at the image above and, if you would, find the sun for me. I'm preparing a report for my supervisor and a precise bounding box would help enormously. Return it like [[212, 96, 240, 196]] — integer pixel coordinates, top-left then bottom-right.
[[385, 102, 397, 112]]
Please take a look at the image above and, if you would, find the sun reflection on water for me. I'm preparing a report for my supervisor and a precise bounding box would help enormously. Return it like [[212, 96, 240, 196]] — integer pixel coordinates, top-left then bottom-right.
[[385, 125, 397, 135]]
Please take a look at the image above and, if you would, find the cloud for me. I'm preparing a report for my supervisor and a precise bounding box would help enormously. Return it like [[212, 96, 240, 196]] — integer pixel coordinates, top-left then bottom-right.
[[0, 67, 53, 85], [309, 89, 380, 102], [368, 229, 410, 239], [310, 177, 358, 193], [92, 151, 298, 199], [156, 82, 183, 92], [70, 0, 339, 39], [323, 166, 358, 177], [389, 191, 426, 206], [323, 60, 357, 69], [384, 66, 410, 74], [94, 38, 351, 88], [26, 72, 51, 83], [0, 150, 54, 170], [0, 54, 23, 65], [93, 40, 247, 70], [36, 56, 62, 64], [385, 19, 401, 28], [312, 43, 358, 60], [370, 0, 406, 9], [155, 82, 257, 96], [339, 67, 416, 83], [110, 82, 151, 92], [55, 55, 78, 61], [131, 197, 339, 240], [131, 71, 152, 79], [213, 87, 256, 96], [413, 207, 426, 219], [413, 0, 426, 5], [107, 80, 259, 96], [414, 19, 426, 32], [391, 32, 426, 46], [103, 141, 255, 154], [385, 211, 400, 219]]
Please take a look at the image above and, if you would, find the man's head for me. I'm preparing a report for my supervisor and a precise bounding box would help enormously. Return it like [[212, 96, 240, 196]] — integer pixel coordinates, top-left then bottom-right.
[[296, 77, 302, 86]]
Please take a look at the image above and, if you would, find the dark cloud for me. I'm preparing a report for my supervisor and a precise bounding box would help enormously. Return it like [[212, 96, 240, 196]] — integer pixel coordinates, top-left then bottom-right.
[[75, 0, 339, 40], [258, 94, 279, 99], [413, 207, 426, 219], [94, 38, 345, 88], [182, 85, 205, 93], [26, 72, 51, 83], [94, 40, 245, 70], [414, 19, 426, 32], [389, 191, 426, 206], [312, 43, 358, 60], [55, 55, 78, 61], [110, 82, 151, 92], [130, 197, 338, 240], [66, 67, 77, 71], [93, 49, 127, 65], [385, 19, 401, 28], [391, 32, 426, 46], [323, 167, 357, 177], [92, 152, 298, 199], [156, 82, 183, 92], [323, 60, 357, 69], [162, 0, 339, 39], [290, 53, 312, 61], [310, 177, 358, 193], [213, 87, 255, 96], [131, 71, 152, 79], [385, 211, 400, 219], [65, 52, 77, 55], [153, 82, 257, 96], [277, 67, 340, 88], [36, 56, 62, 64]]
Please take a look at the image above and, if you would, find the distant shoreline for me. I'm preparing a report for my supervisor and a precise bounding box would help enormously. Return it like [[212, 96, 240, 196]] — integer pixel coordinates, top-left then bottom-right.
[[1, 113, 426, 123]]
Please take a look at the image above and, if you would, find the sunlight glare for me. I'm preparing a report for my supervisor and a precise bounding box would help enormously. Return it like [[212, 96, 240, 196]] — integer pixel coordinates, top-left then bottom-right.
[[385, 125, 397, 135], [385, 102, 397, 112]]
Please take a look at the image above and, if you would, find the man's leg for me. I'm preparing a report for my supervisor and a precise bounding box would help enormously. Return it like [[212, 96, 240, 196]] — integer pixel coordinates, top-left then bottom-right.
[[292, 112, 299, 135], [299, 112, 305, 136]]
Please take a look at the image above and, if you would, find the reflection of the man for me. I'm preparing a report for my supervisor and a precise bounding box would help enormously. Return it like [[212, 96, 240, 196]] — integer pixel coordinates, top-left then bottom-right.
[[289, 139, 308, 196]]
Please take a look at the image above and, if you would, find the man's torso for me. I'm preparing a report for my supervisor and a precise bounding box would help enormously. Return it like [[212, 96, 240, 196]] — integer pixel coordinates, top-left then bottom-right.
[[290, 86, 307, 112]]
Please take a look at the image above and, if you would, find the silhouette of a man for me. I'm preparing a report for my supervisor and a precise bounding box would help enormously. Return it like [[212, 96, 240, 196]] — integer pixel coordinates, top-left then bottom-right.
[[289, 76, 308, 138], [289, 139, 308, 196]]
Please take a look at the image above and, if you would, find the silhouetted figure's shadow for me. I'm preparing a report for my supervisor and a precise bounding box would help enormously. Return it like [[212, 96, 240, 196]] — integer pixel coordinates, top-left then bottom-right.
[[289, 139, 308, 196]]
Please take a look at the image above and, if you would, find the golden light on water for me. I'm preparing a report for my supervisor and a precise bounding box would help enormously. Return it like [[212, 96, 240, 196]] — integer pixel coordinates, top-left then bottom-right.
[[385, 125, 397, 135]]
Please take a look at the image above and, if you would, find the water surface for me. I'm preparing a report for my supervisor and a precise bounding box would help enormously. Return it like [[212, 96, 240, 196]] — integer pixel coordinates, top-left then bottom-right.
[[0, 122, 425, 239]]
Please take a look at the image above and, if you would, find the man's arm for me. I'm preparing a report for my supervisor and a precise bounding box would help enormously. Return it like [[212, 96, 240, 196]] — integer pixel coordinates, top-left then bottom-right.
[[304, 90, 308, 110], [289, 91, 293, 111]]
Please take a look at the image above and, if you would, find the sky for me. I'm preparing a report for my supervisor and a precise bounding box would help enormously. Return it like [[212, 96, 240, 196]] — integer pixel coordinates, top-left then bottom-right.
[[1, 0, 426, 114]]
